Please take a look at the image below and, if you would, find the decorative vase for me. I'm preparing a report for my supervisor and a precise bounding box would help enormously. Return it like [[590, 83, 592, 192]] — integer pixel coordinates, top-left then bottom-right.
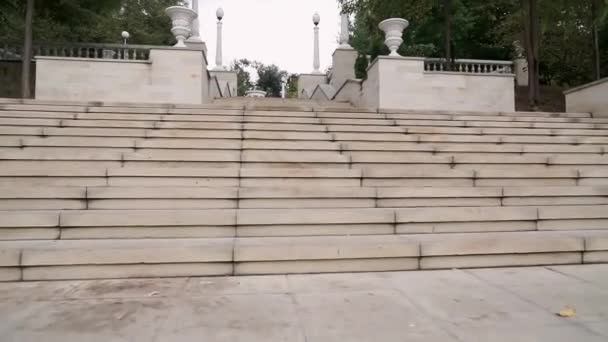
[[378, 18, 409, 56], [245, 88, 267, 98], [165, 6, 198, 48]]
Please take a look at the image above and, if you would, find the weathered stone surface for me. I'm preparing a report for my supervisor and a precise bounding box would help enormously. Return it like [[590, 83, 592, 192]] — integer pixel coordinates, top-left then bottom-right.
[[396, 207, 537, 223], [420, 233, 583, 256], [235, 258, 418, 275], [237, 208, 393, 225], [60, 209, 236, 227], [421, 252, 582, 270], [22, 263, 232, 281], [0, 267, 20, 281], [235, 235, 418, 261], [0, 211, 59, 228], [539, 205, 608, 219]]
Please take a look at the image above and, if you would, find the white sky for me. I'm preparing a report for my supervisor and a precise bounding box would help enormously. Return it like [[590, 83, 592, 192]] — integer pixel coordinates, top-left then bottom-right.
[[193, 0, 341, 74]]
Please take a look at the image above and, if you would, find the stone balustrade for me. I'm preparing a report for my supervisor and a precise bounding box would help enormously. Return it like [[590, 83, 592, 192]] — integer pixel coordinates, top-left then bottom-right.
[[1, 43, 154, 61], [424, 58, 514, 74]]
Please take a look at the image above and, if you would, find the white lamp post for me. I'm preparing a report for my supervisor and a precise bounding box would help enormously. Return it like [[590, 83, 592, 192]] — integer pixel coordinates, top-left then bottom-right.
[[312, 12, 321, 74], [121, 31, 130, 46], [214, 7, 225, 70]]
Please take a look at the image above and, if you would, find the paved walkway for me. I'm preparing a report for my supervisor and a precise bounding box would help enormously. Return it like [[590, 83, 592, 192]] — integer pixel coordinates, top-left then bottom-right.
[[1, 265, 607, 341]]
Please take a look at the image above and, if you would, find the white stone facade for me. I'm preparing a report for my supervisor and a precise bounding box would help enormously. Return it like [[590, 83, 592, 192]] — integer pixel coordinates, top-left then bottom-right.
[[297, 74, 327, 99], [344, 56, 515, 112], [209, 69, 238, 97], [35, 48, 210, 104], [564, 77, 608, 118]]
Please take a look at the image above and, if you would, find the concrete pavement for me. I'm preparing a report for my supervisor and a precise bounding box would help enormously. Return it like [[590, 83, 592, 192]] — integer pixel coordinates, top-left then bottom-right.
[[0, 265, 607, 341]]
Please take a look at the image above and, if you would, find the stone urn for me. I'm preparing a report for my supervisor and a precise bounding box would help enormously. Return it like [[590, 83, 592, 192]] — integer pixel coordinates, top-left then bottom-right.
[[245, 88, 267, 98], [165, 6, 198, 48], [378, 18, 409, 56]]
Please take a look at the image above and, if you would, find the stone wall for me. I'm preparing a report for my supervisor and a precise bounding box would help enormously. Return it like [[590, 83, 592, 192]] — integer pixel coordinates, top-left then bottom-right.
[[0, 61, 35, 98], [35, 48, 209, 104], [565, 78, 608, 118], [297, 74, 327, 99], [209, 70, 237, 97], [361, 56, 515, 112]]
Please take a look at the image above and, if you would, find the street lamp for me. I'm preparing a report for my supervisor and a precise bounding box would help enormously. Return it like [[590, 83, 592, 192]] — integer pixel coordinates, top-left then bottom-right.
[[121, 31, 130, 46]]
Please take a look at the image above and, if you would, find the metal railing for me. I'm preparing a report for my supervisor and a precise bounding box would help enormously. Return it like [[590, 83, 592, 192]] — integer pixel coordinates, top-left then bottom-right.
[[424, 58, 514, 74], [0, 42, 158, 61]]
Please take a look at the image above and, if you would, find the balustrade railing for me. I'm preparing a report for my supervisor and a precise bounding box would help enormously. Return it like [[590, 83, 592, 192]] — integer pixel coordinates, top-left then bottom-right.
[[0, 43, 157, 61], [424, 58, 513, 74]]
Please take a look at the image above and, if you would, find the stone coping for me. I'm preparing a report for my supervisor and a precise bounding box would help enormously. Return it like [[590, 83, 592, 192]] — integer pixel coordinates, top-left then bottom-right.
[[209, 69, 237, 74], [366, 55, 426, 72], [423, 70, 515, 78], [366, 55, 515, 77], [34, 56, 151, 64], [563, 77, 608, 95], [299, 73, 327, 78]]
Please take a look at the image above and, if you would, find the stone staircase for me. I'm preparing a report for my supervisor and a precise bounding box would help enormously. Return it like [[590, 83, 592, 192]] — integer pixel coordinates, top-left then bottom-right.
[[0, 97, 607, 281]]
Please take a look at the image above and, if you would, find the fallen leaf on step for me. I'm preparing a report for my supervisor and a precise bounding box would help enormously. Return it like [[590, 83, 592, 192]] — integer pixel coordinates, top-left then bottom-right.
[[147, 291, 160, 297], [557, 307, 576, 318]]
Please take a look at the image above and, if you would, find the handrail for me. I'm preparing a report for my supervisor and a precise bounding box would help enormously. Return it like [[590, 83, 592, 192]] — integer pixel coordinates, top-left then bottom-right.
[[0, 42, 159, 61], [424, 58, 514, 74]]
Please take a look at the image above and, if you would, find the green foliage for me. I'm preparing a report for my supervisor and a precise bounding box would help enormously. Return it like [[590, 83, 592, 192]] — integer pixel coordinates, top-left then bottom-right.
[[339, 0, 608, 87], [255, 63, 288, 98], [0, 0, 184, 45], [286, 74, 299, 98], [230, 59, 290, 98], [354, 54, 369, 79], [230, 59, 254, 97]]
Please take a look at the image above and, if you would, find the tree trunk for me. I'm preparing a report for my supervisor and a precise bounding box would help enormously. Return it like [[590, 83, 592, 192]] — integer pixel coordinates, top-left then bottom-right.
[[21, 0, 34, 99], [522, 0, 540, 109], [444, 0, 453, 70], [591, 0, 601, 80]]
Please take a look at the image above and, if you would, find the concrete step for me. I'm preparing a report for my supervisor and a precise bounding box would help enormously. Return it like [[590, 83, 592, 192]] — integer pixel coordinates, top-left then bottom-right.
[[0, 230, 605, 280], [2, 205, 608, 240], [3, 185, 607, 211], [8, 115, 608, 137], [5, 107, 607, 127]]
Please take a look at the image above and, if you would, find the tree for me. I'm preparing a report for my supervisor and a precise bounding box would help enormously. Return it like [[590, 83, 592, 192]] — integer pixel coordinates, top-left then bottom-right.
[[230, 59, 253, 96], [523, 0, 540, 107], [21, 0, 34, 98], [443, 0, 454, 68], [255, 63, 288, 98], [286, 74, 299, 98]]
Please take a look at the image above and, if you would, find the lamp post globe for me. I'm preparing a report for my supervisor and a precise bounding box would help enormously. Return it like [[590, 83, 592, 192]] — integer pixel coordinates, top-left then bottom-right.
[[121, 31, 130, 45], [216, 7, 224, 21], [312, 12, 320, 26]]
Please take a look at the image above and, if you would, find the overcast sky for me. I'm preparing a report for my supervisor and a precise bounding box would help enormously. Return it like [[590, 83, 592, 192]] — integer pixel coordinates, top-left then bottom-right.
[[193, 0, 341, 74]]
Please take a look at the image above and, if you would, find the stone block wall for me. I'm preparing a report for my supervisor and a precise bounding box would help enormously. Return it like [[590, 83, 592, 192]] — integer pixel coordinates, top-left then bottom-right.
[[565, 78, 608, 118], [360, 56, 515, 112], [35, 48, 209, 104]]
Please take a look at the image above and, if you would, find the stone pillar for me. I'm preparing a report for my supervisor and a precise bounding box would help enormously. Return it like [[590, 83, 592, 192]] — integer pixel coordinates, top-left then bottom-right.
[[339, 13, 352, 49], [514, 58, 528, 87], [214, 8, 225, 70], [330, 48, 358, 89], [312, 12, 321, 74], [188, 0, 201, 42]]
